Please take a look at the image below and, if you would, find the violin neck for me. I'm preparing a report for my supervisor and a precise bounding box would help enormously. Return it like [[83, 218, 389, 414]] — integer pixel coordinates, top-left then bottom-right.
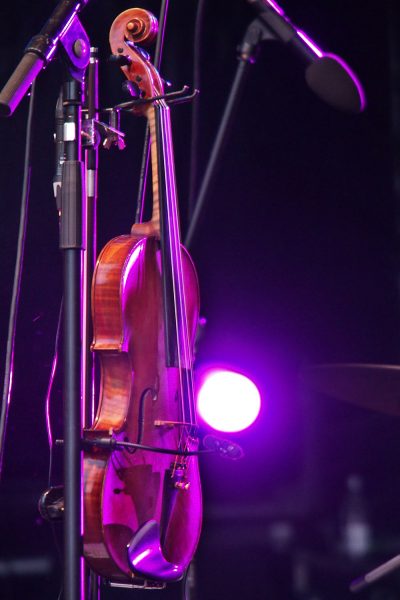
[[153, 101, 181, 248]]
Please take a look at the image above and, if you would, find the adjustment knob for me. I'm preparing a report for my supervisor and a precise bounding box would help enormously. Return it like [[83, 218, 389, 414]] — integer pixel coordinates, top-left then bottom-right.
[[122, 80, 141, 98], [109, 53, 132, 67]]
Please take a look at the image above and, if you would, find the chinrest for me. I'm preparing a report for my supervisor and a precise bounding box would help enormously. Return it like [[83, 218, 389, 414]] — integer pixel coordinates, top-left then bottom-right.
[[127, 520, 184, 582]]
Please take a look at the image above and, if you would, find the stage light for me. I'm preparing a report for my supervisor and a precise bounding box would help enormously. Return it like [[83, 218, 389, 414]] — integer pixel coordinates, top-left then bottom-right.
[[196, 369, 261, 433]]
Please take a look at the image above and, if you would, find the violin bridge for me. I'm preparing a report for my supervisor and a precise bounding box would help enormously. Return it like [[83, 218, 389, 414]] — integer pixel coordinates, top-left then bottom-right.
[[154, 420, 193, 428], [174, 481, 190, 491]]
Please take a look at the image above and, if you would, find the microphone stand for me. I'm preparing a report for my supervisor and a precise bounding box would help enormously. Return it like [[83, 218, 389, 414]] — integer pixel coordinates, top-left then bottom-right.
[[184, 4, 365, 248], [185, 17, 277, 248], [0, 3, 91, 599], [60, 65, 86, 600], [56, 20, 92, 600]]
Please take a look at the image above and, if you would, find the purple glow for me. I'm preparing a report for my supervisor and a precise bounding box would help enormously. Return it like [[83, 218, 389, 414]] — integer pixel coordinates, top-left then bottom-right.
[[197, 369, 261, 433], [265, 0, 285, 16], [296, 30, 324, 58], [325, 53, 367, 112]]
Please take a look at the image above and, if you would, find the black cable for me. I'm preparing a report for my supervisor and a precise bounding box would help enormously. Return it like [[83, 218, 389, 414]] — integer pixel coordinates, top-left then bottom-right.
[[46, 299, 63, 488], [126, 387, 153, 454], [79, 433, 244, 459], [0, 80, 36, 480], [188, 0, 207, 223], [42, 300, 64, 600], [81, 437, 213, 456]]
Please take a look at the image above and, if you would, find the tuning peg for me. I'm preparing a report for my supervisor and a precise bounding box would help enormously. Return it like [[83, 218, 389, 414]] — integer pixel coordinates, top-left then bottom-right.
[[124, 40, 151, 62], [137, 46, 150, 61], [109, 53, 132, 67], [122, 80, 141, 98]]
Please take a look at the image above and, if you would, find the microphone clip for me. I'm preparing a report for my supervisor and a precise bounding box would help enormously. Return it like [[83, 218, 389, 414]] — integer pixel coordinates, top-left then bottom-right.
[[203, 435, 244, 460]]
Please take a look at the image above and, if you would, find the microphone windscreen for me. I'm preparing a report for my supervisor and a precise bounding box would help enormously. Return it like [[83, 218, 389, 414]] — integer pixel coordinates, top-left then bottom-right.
[[305, 54, 366, 114]]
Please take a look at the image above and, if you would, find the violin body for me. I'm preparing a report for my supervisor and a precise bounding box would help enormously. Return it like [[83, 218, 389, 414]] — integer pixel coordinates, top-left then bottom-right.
[[84, 234, 202, 582]]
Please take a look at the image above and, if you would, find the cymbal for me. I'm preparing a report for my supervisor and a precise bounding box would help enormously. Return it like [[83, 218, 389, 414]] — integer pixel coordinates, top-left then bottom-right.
[[300, 363, 400, 416]]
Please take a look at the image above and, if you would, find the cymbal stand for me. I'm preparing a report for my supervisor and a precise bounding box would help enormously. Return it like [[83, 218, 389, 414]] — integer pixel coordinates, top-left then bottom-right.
[[351, 554, 400, 593], [184, 16, 277, 248]]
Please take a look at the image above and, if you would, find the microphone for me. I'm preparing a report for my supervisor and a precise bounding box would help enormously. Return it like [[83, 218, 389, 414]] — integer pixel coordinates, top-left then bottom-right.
[[247, 0, 366, 114], [203, 435, 244, 460], [0, 0, 90, 117]]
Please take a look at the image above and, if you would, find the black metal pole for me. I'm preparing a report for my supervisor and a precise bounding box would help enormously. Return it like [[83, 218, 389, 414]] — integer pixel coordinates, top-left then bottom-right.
[[63, 249, 82, 600], [60, 75, 85, 600], [83, 47, 99, 431], [184, 59, 251, 249]]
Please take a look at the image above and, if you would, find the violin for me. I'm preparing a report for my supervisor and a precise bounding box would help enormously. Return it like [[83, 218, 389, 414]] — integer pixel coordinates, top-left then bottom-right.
[[83, 8, 202, 585]]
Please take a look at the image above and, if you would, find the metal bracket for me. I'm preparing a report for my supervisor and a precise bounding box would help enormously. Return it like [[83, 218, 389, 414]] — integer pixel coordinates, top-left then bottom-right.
[[82, 114, 125, 150], [105, 578, 166, 590], [114, 85, 199, 111]]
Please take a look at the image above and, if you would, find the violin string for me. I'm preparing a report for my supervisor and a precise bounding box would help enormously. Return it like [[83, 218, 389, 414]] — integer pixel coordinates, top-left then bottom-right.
[[156, 101, 185, 456], [149, 103, 179, 463], [163, 104, 198, 471], [158, 101, 195, 455], [163, 106, 193, 454], [161, 101, 195, 430], [149, 105, 183, 464], [172, 110, 198, 434]]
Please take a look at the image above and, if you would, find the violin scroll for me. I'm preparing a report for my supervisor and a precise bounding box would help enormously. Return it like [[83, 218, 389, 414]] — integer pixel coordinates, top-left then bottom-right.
[[110, 8, 158, 47], [109, 8, 163, 117]]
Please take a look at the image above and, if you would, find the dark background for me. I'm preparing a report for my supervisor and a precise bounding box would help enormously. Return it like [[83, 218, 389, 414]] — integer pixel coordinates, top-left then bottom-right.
[[0, 1, 400, 599]]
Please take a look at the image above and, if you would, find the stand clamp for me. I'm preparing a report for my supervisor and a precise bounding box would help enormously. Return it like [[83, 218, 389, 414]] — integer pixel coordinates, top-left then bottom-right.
[[82, 115, 126, 150]]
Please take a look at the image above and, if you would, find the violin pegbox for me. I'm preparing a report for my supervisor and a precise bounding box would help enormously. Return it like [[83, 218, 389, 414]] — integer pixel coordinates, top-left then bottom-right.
[[109, 8, 164, 115]]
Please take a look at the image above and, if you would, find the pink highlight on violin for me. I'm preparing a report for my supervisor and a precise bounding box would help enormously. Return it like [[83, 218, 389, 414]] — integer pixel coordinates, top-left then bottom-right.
[[197, 369, 261, 433]]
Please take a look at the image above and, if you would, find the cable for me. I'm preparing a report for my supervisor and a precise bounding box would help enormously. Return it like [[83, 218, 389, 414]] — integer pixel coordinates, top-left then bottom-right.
[[125, 387, 153, 454], [81, 437, 213, 456], [0, 80, 36, 481], [46, 299, 63, 487], [43, 300, 64, 600], [188, 0, 207, 223]]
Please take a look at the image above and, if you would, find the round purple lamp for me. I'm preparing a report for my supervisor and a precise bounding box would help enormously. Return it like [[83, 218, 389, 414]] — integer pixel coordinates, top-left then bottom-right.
[[196, 369, 261, 433]]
